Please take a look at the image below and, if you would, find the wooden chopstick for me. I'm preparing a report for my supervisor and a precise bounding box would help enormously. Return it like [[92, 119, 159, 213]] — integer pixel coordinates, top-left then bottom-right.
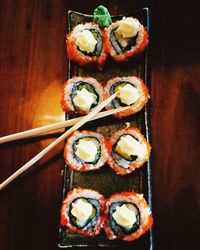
[[0, 106, 129, 144], [0, 93, 118, 191]]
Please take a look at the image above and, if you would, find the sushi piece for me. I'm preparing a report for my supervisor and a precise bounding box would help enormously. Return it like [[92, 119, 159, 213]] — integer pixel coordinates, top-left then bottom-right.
[[64, 130, 109, 172], [104, 16, 149, 62], [104, 76, 149, 118], [104, 191, 153, 241], [61, 76, 104, 115], [60, 187, 105, 236], [66, 22, 107, 68], [107, 128, 151, 175]]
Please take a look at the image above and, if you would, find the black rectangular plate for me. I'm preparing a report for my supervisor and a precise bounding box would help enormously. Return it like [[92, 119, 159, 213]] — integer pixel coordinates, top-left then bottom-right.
[[58, 7, 154, 249]]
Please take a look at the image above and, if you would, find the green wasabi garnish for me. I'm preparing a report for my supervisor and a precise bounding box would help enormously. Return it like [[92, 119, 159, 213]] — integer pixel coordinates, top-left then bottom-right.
[[93, 5, 112, 28]]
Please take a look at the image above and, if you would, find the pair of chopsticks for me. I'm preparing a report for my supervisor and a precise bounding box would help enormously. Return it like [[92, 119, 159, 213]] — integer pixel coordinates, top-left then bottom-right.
[[0, 106, 128, 144], [0, 93, 127, 190]]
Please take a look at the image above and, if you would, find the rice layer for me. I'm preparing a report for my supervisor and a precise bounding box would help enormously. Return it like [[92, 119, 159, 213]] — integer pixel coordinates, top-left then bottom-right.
[[104, 191, 153, 241], [104, 17, 149, 62], [104, 76, 149, 118], [66, 22, 107, 68], [60, 187, 105, 236], [107, 128, 151, 175], [64, 130, 109, 172], [61, 76, 104, 115]]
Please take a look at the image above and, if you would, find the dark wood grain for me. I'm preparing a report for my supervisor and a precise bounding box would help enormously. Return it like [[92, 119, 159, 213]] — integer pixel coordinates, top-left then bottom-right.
[[0, 1, 199, 250]]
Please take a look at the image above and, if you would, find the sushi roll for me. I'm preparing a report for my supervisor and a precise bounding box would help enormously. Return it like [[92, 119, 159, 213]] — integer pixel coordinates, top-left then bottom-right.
[[107, 128, 151, 175], [104, 191, 153, 241], [61, 76, 104, 115], [66, 22, 107, 68], [104, 76, 149, 118], [64, 130, 109, 172], [60, 187, 105, 236], [104, 17, 149, 62]]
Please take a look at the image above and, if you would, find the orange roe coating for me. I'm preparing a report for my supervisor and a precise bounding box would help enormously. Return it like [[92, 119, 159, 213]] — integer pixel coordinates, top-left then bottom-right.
[[61, 77, 104, 115], [64, 130, 109, 172], [104, 76, 149, 118], [60, 187, 106, 237], [104, 191, 153, 241], [107, 128, 151, 175], [66, 22, 107, 69], [104, 17, 149, 62]]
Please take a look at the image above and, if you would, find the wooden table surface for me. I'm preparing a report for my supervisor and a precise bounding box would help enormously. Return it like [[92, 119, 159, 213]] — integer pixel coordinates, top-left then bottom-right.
[[0, 1, 199, 250]]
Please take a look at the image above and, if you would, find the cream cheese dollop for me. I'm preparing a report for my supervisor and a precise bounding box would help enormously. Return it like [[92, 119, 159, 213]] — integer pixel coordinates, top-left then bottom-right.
[[73, 88, 95, 112], [116, 17, 140, 38], [118, 84, 139, 105], [116, 135, 142, 158], [75, 139, 98, 162], [75, 29, 97, 53], [71, 199, 93, 225], [112, 204, 137, 228]]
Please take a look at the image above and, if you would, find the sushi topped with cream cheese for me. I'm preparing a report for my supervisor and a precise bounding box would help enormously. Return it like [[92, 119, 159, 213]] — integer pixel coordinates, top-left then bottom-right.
[[64, 130, 109, 172], [107, 128, 151, 175], [61, 76, 104, 115], [104, 16, 149, 62], [66, 23, 107, 68], [104, 76, 149, 118], [60, 187, 105, 236], [104, 191, 153, 241]]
